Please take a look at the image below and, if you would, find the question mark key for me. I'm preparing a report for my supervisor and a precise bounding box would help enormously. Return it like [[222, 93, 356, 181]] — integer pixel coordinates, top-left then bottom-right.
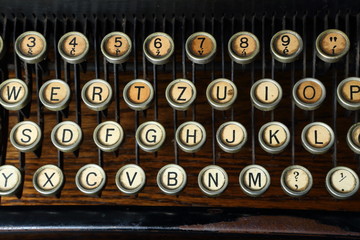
[[281, 165, 313, 197]]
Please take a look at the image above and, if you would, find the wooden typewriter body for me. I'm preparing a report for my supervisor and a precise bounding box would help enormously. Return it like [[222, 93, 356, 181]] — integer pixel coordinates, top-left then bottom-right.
[[0, 0, 360, 239]]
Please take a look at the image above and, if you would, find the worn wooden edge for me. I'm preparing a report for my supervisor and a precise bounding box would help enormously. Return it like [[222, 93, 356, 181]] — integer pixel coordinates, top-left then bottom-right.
[[0, 206, 359, 239]]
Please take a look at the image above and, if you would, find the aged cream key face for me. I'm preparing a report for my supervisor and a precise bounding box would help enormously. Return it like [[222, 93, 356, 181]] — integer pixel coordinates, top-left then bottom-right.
[[176, 121, 206, 153], [337, 78, 360, 110], [136, 121, 166, 152], [302, 122, 334, 154], [58, 32, 89, 64], [330, 169, 356, 193], [186, 32, 217, 64], [326, 166, 359, 199], [144, 32, 174, 65], [93, 121, 124, 152], [19, 34, 44, 57], [82, 79, 112, 112], [228, 32, 260, 64], [206, 78, 237, 111], [33, 164, 64, 195], [0, 79, 29, 111], [10, 121, 42, 153], [63, 34, 87, 57], [101, 32, 132, 64], [239, 165, 271, 197], [0, 165, 22, 196], [347, 123, 360, 154], [104, 34, 130, 57], [285, 168, 309, 192], [281, 165, 313, 197], [320, 32, 347, 56], [216, 121, 247, 153], [270, 30, 303, 63], [293, 78, 326, 110], [166, 79, 197, 111], [190, 34, 214, 57], [251, 79, 282, 111], [116, 164, 146, 195], [157, 164, 187, 195], [198, 165, 228, 196], [51, 121, 83, 152], [76, 164, 106, 195], [123, 79, 154, 111], [39, 79, 71, 111], [305, 125, 331, 148], [316, 29, 350, 63], [15, 31, 47, 63], [259, 122, 290, 154]]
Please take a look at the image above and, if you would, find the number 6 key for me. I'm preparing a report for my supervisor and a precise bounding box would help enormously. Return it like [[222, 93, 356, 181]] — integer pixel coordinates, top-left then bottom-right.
[[143, 32, 174, 65]]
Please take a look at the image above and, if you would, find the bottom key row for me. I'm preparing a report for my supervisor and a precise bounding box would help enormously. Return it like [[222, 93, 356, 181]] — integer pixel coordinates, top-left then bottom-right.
[[0, 164, 358, 200]]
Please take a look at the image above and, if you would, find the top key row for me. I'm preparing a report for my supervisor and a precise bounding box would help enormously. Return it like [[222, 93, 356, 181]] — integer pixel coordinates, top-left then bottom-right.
[[1, 29, 350, 65]]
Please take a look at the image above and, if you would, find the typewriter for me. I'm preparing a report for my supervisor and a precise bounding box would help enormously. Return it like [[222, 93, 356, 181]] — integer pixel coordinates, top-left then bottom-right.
[[0, 0, 360, 239]]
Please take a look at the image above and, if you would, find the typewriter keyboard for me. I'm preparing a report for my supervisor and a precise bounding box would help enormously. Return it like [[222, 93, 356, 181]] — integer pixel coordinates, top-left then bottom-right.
[[0, 13, 359, 212]]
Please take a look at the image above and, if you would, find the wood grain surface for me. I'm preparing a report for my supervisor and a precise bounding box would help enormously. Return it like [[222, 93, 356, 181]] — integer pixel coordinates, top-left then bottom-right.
[[0, 13, 359, 213]]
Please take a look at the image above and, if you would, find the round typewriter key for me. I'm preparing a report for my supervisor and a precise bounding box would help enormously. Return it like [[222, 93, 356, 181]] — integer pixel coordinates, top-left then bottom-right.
[[58, 31, 89, 64], [165, 79, 197, 111], [239, 164, 271, 197], [81, 79, 112, 111], [15, 31, 47, 64], [206, 78, 237, 111], [185, 32, 217, 64], [101, 32, 132, 64], [258, 122, 290, 154], [216, 121, 247, 153], [10, 121, 41, 153], [157, 164, 187, 195], [293, 78, 326, 110], [123, 79, 154, 111], [39, 79, 71, 111], [337, 77, 360, 110], [250, 79, 282, 111], [135, 121, 166, 152], [301, 122, 334, 154], [228, 31, 260, 64], [33, 164, 64, 196], [326, 166, 359, 199], [93, 121, 124, 152], [198, 165, 228, 196], [143, 32, 174, 65], [281, 165, 313, 197], [175, 121, 206, 153], [51, 121, 82, 153], [270, 30, 303, 63], [316, 29, 350, 63], [0, 165, 22, 196], [0, 36, 4, 59], [76, 164, 106, 195], [347, 123, 360, 154], [0, 78, 30, 111], [116, 164, 146, 195]]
